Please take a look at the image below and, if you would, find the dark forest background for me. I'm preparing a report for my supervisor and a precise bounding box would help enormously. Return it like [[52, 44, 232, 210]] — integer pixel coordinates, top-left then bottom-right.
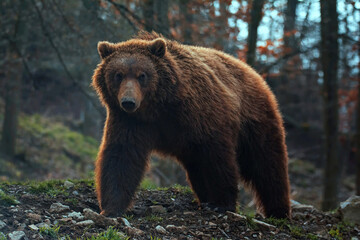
[[0, 0, 359, 211]]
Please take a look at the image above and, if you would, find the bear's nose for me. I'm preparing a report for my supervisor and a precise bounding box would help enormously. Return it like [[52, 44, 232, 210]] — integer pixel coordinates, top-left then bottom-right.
[[120, 98, 136, 112]]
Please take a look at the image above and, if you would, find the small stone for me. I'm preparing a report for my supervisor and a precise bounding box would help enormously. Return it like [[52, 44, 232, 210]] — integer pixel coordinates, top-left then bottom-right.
[[76, 220, 94, 226], [208, 222, 217, 228], [291, 200, 315, 211], [148, 205, 166, 214], [59, 218, 73, 223], [26, 213, 41, 221], [67, 212, 84, 220], [64, 180, 74, 189], [252, 219, 277, 230], [226, 211, 247, 222], [0, 220, 6, 230], [83, 208, 117, 227], [28, 224, 39, 231], [183, 211, 196, 216], [166, 225, 187, 232], [10, 208, 19, 213], [124, 226, 145, 236], [119, 217, 131, 227], [36, 223, 50, 229], [155, 225, 167, 234], [49, 202, 70, 213], [292, 211, 310, 220], [18, 223, 26, 231], [8, 231, 26, 240]]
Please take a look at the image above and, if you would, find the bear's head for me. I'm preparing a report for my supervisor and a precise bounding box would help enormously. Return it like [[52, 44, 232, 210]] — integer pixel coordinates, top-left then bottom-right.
[[92, 37, 174, 115]]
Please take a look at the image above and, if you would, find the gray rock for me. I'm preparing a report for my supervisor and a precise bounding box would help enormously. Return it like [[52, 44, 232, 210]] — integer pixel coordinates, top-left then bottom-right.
[[36, 223, 50, 229], [155, 225, 167, 234], [166, 225, 187, 232], [0, 220, 6, 230], [291, 200, 315, 211], [83, 208, 117, 227], [148, 205, 166, 214], [183, 211, 196, 216], [208, 222, 217, 228], [67, 211, 84, 220], [124, 226, 145, 236], [8, 231, 26, 240], [340, 196, 360, 225], [252, 219, 277, 231], [27, 213, 42, 221], [119, 217, 131, 227], [49, 202, 70, 213], [76, 220, 94, 226], [63, 180, 74, 189], [28, 224, 39, 231]]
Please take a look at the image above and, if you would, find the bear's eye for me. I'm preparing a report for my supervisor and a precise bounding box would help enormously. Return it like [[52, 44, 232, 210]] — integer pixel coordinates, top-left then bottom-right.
[[115, 73, 123, 82], [138, 73, 147, 83]]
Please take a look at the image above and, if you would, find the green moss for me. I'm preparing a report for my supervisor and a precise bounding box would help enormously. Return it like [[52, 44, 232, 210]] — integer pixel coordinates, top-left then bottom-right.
[[11, 114, 99, 179], [65, 198, 79, 205], [244, 216, 259, 230], [145, 214, 163, 222], [39, 225, 60, 238], [172, 184, 192, 194], [289, 225, 305, 238], [123, 214, 134, 221], [306, 233, 319, 240], [140, 178, 158, 190], [19, 114, 98, 159], [0, 189, 18, 206], [72, 178, 95, 188], [0, 232, 6, 240], [28, 179, 68, 197], [87, 226, 129, 240], [265, 217, 289, 229], [328, 221, 354, 240]]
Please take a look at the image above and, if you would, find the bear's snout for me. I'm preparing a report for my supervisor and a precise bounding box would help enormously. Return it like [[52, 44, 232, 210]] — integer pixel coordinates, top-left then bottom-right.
[[120, 97, 137, 112], [118, 79, 143, 113]]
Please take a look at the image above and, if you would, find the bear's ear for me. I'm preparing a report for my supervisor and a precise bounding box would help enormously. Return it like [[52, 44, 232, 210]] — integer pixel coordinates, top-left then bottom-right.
[[149, 38, 166, 57], [98, 41, 117, 59]]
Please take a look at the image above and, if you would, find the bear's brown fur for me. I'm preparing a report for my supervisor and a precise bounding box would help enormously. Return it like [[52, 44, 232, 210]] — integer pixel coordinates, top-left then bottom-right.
[[92, 31, 291, 218]]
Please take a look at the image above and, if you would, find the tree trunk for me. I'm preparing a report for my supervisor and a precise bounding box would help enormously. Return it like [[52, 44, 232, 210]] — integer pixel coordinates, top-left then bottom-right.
[[283, 0, 298, 52], [1, 42, 21, 157], [320, 0, 340, 211], [356, 24, 360, 195], [154, 0, 169, 36], [142, 0, 154, 32], [179, 0, 193, 44], [246, 0, 265, 67]]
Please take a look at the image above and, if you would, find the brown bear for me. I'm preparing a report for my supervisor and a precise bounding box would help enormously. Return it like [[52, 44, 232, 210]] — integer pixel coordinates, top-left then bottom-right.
[[92, 31, 291, 219]]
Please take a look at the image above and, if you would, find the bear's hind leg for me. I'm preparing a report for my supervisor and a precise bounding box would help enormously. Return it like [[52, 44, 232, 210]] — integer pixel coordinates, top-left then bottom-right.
[[237, 119, 291, 218], [180, 141, 239, 211]]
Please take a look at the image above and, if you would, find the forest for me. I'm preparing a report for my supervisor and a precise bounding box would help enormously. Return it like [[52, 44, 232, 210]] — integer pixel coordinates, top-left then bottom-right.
[[0, 0, 360, 239]]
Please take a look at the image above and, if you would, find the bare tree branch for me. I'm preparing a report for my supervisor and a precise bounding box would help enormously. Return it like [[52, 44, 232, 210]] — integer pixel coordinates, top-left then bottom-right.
[[259, 43, 319, 74], [105, 0, 140, 31], [30, 0, 105, 117]]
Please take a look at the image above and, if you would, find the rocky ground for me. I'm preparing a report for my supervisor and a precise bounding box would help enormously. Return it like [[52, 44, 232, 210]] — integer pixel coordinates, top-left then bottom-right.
[[0, 180, 359, 240]]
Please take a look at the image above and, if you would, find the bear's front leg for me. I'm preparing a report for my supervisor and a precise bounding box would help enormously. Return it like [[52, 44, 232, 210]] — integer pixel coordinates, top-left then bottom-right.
[[95, 120, 149, 217]]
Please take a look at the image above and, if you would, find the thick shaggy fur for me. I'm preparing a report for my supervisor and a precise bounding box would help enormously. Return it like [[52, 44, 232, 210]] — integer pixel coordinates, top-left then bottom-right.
[[92, 32, 291, 218]]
